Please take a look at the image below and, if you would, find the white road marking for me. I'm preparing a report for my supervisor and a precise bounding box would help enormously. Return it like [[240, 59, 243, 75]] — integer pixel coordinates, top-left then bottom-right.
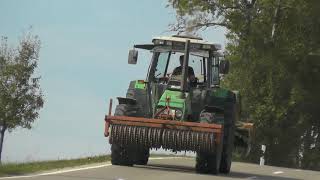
[[247, 176, 257, 179], [273, 171, 284, 174], [0, 157, 179, 179], [0, 164, 112, 179], [148, 157, 181, 160]]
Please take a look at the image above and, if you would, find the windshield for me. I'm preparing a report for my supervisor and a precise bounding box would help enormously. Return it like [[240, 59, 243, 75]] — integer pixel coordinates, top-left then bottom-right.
[[154, 52, 170, 78], [211, 56, 220, 85], [152, 51, 207, 84]]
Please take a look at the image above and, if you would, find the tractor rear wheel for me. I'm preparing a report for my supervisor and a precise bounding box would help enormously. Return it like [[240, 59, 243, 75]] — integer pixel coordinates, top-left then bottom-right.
[[111, 144, 133, 166], [196, 130, 223, 174], [196, 151, 221, 174], [134, 148, 150, 165], [219, 125, 234, 173], [110, 104, 137, 166], [220, 103, 235, 173], [196, 152, 210, 173]]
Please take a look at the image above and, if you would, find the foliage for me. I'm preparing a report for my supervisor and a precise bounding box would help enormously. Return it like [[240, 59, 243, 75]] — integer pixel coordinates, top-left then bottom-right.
[[0, 33, 44, 162], [168, 0, 320, 170]]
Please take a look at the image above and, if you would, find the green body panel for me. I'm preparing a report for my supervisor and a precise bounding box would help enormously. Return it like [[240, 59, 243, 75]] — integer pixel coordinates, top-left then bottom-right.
[[153, 87, 235, 123], [194, 87, 233, 125], [212, 87, 229, 98], [126, 80, 151, 117], [157, 90, 191, 120], [157, 90, 186, 109], [134, 80, 146, 89]]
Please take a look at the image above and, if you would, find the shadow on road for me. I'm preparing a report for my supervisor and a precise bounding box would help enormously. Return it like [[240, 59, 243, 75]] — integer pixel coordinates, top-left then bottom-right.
[[136, 163, 195, 174], [135, 163, 302, 180], [225, 171, 301, 180]]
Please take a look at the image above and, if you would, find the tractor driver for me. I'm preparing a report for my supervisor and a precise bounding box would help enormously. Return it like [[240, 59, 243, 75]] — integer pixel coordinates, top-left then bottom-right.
[[172, 55, 196, 83]]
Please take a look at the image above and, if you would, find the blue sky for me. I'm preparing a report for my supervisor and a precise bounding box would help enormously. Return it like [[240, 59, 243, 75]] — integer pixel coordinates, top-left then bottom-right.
[[0, 0, 226, 162]]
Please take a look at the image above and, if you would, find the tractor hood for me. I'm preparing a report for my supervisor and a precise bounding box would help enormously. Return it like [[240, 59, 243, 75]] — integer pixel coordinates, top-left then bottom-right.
[[157, 90, 187, 109]]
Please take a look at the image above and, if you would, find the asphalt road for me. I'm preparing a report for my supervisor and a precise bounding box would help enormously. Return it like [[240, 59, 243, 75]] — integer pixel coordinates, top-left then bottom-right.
[[2, 157, 320, 180]]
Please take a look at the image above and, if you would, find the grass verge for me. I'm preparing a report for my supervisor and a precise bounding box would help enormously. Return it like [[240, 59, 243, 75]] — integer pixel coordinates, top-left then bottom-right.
[[0, 155, 110, 177], [0, 154, 180, 177]]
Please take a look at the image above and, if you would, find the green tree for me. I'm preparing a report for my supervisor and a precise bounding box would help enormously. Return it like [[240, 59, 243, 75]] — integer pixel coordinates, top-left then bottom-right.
[[0, 33, 44, 163], [168, 0, 320, 169]]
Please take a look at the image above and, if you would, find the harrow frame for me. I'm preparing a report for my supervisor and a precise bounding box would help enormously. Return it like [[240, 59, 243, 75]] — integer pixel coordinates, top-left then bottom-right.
[[104, 99, 224, 152]]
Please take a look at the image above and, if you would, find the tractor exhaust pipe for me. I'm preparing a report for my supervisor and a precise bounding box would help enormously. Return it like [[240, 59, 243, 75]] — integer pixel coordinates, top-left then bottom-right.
[[180, 40, 190, 94]]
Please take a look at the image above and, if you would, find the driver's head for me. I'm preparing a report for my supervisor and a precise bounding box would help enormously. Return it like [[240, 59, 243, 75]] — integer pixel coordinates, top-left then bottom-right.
[[179, 55, 184, 66]]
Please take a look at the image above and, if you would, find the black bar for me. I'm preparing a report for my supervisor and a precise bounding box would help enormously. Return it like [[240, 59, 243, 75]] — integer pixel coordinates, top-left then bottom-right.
[[207, 50, 213, 88], [203, 57, 206, 83], [181, 40, 190, 92]]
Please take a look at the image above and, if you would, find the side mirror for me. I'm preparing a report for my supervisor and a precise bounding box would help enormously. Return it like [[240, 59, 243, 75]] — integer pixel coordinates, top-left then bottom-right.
[[128, 49, 138, 64], [219, 60, 230, 74]]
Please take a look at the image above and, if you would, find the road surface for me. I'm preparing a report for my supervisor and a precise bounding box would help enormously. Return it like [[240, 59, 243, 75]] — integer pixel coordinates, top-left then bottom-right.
[[1, 157, 319, 180]]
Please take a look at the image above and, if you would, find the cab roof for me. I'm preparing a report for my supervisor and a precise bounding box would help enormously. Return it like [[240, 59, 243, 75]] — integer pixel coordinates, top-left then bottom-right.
[[152, 35, 222, 50], [134, 35, 222, 52]]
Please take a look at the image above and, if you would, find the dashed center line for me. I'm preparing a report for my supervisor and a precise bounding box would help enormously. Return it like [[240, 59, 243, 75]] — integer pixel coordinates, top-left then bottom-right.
[[273, 171, 284, 174]]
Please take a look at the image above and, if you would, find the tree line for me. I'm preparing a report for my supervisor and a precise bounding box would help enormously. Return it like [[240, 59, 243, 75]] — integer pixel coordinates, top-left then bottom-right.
[[168, 0, 320, 170]]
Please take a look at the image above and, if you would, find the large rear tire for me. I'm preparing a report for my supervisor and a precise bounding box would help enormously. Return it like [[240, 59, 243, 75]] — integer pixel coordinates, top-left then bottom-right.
[[110, 104, 136, 166], [134, 148, 150, 165], [196, 135, 223, 175], [219, 125, 234, 173], [196, 151, 222, 174], [111, 144, 133, 166], [196, 152, 210, 173], [220, 103, 235, 173]]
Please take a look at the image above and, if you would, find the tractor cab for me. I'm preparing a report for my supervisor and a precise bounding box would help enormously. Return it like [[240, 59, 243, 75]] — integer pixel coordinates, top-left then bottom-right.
[[130, 35, 229, 89], [128, 35, 230, 121]]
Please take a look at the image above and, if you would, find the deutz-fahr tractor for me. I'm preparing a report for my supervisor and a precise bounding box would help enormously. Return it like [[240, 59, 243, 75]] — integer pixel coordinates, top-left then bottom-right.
[[104, 35, 253, 174]]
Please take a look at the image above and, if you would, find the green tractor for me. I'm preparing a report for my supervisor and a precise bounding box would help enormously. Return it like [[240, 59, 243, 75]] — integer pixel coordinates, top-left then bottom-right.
[[104, 35, 253, 174]]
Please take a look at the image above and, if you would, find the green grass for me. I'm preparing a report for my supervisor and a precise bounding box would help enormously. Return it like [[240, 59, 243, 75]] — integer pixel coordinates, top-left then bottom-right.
[[0, 154, 181, 177], [0, 155, 110, 177]]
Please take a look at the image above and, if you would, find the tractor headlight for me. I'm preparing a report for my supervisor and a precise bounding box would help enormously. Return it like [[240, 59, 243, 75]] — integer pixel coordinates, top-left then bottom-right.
[[155, 107, 183, 120], [175, 109, 183, 119]]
